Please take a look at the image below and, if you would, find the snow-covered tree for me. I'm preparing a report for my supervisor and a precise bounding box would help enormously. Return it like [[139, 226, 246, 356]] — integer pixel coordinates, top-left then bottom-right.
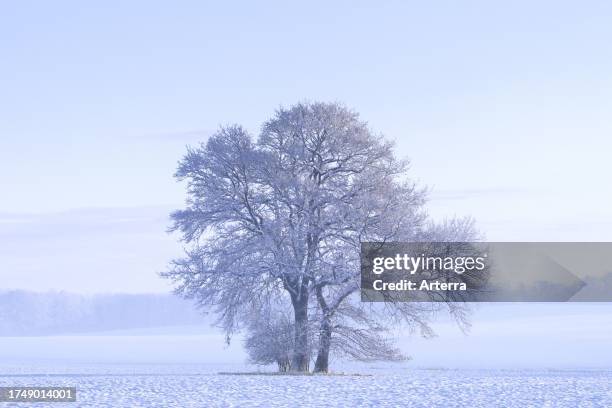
[[243, 299, 317, 372], [244, 308, 296, 372], [163, 102, 481, 372], [312, 217, 482, 372]]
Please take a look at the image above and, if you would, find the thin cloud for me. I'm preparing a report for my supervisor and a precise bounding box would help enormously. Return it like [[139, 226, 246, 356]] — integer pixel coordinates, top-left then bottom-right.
[[429, 187, 539, 201], [136, 129, 213, 143]]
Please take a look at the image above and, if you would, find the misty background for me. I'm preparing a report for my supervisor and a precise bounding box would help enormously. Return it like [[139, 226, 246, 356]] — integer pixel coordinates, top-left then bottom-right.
[[1, 1, 611, 369]]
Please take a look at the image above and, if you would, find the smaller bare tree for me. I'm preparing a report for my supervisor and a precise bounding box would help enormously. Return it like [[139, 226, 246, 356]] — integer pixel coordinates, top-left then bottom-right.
[[321, 303, 406, 363], [244, 307, 300, 372]]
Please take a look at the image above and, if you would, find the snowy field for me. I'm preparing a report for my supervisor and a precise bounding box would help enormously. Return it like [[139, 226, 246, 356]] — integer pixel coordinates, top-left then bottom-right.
[[0, 363, 611, 407], [1, 306, 612, 407]]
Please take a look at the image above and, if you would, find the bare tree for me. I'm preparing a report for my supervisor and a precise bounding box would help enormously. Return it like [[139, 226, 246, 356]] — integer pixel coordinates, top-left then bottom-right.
[[312, 218, 483, 372], [244, 307, 296, 372], [312, 301, 406, 364], [162, 102, 479, 373]]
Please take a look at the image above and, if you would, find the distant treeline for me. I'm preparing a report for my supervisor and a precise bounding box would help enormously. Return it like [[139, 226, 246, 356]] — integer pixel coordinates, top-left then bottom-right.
[[0, 291, 207, 335]]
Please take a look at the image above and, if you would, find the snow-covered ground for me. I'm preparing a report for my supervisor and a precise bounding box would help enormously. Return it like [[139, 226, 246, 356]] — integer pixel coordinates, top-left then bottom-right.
[[0, 363, 610, 407], [2, 304, 612, 407]]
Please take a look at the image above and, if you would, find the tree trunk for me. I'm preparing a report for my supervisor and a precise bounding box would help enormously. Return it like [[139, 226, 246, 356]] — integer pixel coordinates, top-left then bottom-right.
[[313, 315, 332, 373], [277, 356, 290, 372], [290, 290, 310, 372]]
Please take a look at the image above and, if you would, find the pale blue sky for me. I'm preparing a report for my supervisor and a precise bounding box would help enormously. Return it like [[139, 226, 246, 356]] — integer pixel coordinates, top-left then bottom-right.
[[1, 1, 611, 292]]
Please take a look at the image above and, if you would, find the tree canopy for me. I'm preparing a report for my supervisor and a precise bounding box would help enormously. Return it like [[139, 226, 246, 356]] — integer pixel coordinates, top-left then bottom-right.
[[163, 102, 478, 372]]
